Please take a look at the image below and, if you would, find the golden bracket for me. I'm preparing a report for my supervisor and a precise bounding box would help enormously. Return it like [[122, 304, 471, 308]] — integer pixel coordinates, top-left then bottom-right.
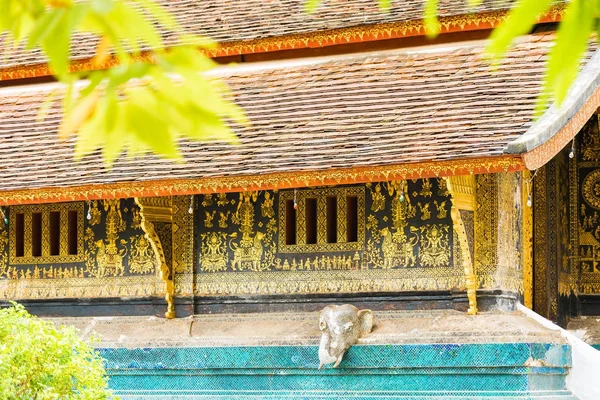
[[134, 197, 176, 319], [446, 176, 478, 315]]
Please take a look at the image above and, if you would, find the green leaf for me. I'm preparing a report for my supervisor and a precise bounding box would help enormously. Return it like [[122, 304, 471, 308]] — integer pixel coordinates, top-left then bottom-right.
[[26, 8, 65, 49], [424, 0, 440, 38], [378, 0, 391, 12], [131, 0, 180, 31], [37, 90, 58, 122], [486, 0, 553, 60], [39, 5, 88, 79], [89, 0, 115, 15], [304, 0, 321, 14], [126, 88, 181, 160], [542, 0, 595, 109], [467, 0, 483, 7]]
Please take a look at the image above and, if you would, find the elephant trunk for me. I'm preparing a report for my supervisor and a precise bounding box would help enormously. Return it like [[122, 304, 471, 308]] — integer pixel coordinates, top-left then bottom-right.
[[318, 333, 337, 369]]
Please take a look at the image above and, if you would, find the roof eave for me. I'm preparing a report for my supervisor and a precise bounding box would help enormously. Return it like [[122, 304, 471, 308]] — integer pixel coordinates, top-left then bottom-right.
[[0, 156, 525, 206], [0, 4, 567, 81], [505, 48, 600, 170]]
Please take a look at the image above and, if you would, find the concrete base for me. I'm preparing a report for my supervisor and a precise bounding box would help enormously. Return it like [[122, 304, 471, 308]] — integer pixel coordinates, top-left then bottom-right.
[[567, 316, 600, 348], [48, 310, 575, 399]]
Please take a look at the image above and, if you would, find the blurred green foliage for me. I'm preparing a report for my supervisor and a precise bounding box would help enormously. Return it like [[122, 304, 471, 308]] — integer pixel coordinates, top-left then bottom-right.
[[0, 303, 114, 399], [0, 0, 244, 166]]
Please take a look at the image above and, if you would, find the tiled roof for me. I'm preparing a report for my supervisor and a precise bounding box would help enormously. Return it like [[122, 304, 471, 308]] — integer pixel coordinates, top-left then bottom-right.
[[0, 0, 556, 72], [0, 30, 592, 197]]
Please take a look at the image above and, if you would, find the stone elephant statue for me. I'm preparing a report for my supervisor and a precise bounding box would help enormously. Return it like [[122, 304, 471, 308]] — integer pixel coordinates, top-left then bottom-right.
[[318, 304, 374, 369]]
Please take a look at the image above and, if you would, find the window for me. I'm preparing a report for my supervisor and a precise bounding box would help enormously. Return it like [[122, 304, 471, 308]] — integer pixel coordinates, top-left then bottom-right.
[[9, 202, 84, 264], [278, 187, 365, 253]]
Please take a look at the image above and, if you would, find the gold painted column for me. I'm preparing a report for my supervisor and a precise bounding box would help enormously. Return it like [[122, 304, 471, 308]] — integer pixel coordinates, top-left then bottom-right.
[[446, 176, 478, 315], [522, 170, 534, 309], [134, 197, 176, 319]]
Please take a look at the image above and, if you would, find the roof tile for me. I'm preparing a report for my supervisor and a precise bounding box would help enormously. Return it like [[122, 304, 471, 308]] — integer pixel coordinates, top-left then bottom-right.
[[0, 31, 591, 193]]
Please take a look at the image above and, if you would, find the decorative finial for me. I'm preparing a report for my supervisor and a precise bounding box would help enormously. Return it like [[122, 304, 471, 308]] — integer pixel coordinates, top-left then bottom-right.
[[525, 170, 537, 208], [569, 138, 575, 159], [293, 189, 298, 209], [188, 195, 194, 214]]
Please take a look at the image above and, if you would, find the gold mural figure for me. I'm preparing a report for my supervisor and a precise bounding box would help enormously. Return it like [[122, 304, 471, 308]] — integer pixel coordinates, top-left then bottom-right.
[[88, 200, 101, 226], [233, 191, 258, 238], [434, 200, 448, 219], [217, 193, 229, 207], [200, 232, 228, 272], [128, 235, 157, 274], [418, 202, 431, 221], [191, 191, 279, 273], [131, 207, 142, 229], [202, 194, 214, 207], [275, 254, 355, 271], [89, 200, 127, 277], [371, 183, 386, 212], [204, 211, 215, 228], [218, 211, 230, 228], [438, 178, 450, 197], [387, 180, 415, 230], [582, 116, 600, 161], [228, 191, 271, 271], [420, 179, 433, 197], [261, 192, 275, 218], [419, 225, 450, 267], [380, 227, 418, 268], [230, 231, 265, 271], [579, 230, 600, 273]]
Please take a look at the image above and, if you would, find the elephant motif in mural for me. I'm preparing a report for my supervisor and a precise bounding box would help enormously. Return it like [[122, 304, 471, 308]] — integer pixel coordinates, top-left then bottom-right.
[[318, 304, 374, 369], [95, 239, 126, 277], [380, 227, 417, 268], [230, 231, 265, 271]]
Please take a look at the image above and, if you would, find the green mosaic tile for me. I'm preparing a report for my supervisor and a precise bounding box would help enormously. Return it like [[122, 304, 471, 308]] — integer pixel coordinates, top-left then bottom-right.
[[99, 343, 573, 399]]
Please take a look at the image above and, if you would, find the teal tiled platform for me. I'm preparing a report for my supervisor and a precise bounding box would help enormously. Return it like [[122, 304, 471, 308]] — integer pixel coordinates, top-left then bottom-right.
[[101, 343, 576, 399]]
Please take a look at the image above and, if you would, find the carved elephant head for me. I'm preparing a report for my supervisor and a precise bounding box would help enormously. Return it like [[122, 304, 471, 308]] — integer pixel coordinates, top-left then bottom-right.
[[318, 304, 374, 369]]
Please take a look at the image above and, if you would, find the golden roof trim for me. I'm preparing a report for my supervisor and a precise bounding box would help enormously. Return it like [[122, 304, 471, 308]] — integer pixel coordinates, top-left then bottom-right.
[[522, 84, 600, 170], [0, 156, 525, 205], [0, 4, 566, 81]]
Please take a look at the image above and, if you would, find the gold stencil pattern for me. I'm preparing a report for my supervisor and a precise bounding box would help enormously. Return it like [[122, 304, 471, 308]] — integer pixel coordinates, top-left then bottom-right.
[[533, 166, 548, 312], [474, 174, 498, 287], [365, 181, 454, 276], [577, 119, 600, 294], [569, 144, 579, 296], [173, 196, 195, 296], [194, 268, 464, 296], [522, 170, 534, 307], [86, 200, 126, 277], [194, 181, 462, 296], [128, 235, 158, 274]]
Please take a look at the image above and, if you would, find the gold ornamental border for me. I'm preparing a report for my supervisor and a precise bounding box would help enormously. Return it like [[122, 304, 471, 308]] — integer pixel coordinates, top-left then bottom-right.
[[0, 156, 525, 206], [0, 5, 566, 81]]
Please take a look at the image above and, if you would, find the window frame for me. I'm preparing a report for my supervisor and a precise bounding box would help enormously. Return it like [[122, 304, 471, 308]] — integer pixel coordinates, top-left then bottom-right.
[[9, 202, 85, 265], [278, 186, 365, 253]]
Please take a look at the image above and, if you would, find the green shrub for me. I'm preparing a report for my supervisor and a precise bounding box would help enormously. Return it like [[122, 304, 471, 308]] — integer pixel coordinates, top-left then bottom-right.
[[0, 303, 114, 399]]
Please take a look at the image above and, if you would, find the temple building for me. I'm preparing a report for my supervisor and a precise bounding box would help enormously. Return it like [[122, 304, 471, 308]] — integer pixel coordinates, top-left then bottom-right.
[[1, 0, 600, 398]]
